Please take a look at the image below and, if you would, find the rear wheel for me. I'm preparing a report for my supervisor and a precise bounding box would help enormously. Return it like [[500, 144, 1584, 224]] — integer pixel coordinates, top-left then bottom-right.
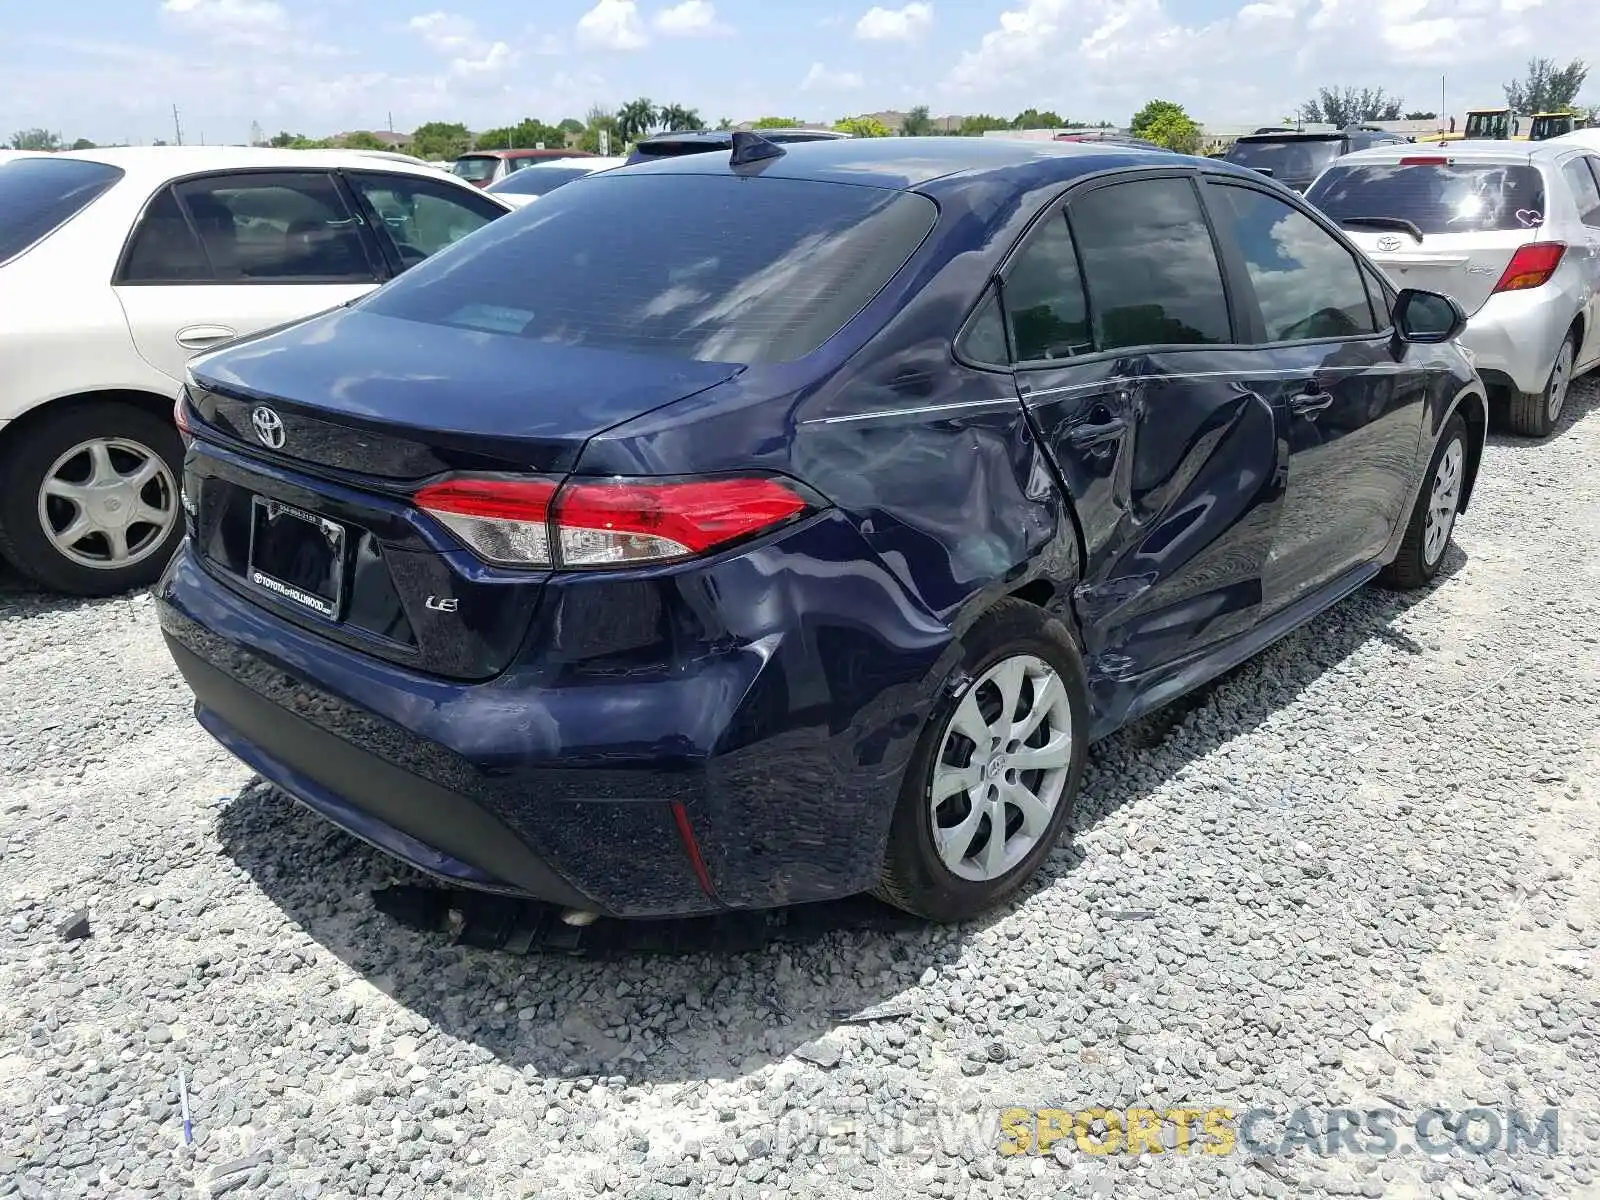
[[1381, 413, 1466, 591], [1507, 331, 1576, 438], [876, 600, 1089, 922], [0, 402, 184, 596]]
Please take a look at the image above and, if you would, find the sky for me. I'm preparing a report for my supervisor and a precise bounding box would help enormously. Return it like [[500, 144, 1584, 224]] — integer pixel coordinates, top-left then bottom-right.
[[2, 0, 1596, 145]]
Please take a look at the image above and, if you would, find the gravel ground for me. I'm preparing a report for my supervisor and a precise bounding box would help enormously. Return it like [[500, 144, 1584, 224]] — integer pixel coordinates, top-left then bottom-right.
[[3, 380, 1599, 1200]]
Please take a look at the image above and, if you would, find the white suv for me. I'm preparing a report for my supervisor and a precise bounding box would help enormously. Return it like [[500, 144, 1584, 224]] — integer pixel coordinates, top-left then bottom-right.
[[0, 147, 511, 595]]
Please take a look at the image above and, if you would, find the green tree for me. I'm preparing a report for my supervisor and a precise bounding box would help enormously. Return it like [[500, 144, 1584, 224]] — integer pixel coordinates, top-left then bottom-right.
[[901, 105, 934, 136], [1130, 99, 1201, 153], [9, 128, 61, 151], [833, 115, 893, 138], [410, 121, 471, 160], [475, 118, 567, 150], [1504, 57, 1589, 113], [752, 116, 803, 128], [558, 117, 585, 135], [268, 131, 296, 148], [69, 137, 97, 150], [1404, 110, 1438, 121], [658, 104, 705, 132], [715, 116, 734, 130], [340, 130, 388, 151], [1298, 87, 1403, 126], [616, 97, 659, 143], [579, 104, 621, 154], [1011, 109, 1065, 129], [958, 114, 1011, 136]]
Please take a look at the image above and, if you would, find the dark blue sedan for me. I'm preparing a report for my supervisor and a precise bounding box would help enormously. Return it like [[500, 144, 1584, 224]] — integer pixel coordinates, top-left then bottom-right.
[[158, 134, 1487, 923]]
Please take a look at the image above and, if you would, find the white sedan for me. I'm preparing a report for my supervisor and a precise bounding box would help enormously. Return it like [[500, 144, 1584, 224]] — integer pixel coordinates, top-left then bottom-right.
[[484, 156, 629, 207], [0, 147, 512, 595]]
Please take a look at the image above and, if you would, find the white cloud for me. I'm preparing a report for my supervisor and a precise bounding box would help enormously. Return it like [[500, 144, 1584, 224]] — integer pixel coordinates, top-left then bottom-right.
[[654, 0, 730, 36], [576, 0, 649, 50], [855, 2, 934, 40], [407, 11, 516, 77], [160, 0, 289, 47], [801, 62, 865, 91]]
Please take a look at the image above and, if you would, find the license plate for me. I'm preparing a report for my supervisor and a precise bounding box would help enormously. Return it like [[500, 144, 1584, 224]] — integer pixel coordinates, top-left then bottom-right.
[[247, 497, 346, 619]]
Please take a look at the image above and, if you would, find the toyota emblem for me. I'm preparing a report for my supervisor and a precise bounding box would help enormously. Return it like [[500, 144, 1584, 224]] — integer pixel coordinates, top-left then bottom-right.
[[1375, 235, 1402, 252], [251, 406, 286, 450]]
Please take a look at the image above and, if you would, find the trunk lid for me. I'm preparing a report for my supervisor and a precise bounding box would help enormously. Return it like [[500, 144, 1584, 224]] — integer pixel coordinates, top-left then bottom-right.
[[188, 306, 742, 479], [1308, 154, 1549, 316], [184, 306, 741, 682]]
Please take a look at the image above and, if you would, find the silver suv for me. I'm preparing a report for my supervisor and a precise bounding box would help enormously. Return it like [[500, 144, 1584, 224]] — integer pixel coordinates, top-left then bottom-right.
[[1308, 140, 1600, 436]]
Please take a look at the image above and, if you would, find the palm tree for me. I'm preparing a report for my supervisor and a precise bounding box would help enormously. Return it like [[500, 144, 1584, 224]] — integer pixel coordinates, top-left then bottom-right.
[[659, 104, 705, 132], [615, 98, 659, 144], [716, 117, 733, 130]]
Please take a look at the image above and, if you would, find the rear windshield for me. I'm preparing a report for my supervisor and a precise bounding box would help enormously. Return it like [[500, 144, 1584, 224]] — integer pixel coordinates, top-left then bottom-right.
[[1226, 138, 1342, 181], [0, 157, 124, 263], [630, 139, 725, 161], [450, 156, 499, 182], [489, 167, 594, 196], [361, 173, 937, 364], [1307, 162, 1548, 234]]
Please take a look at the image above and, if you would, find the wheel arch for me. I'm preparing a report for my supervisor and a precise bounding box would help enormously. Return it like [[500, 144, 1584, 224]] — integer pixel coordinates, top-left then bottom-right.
[[0, 388, 177, 455], [1448, 385, 1489, 513]]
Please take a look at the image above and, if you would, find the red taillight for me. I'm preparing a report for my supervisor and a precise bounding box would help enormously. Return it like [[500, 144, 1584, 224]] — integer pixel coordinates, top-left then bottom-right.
[[1399, 155, 1450, 165], [415, 477, 558, 567], [173, 390, 194, 438], [1492, 242, 1566, 294], [414, 474, 812, 569]]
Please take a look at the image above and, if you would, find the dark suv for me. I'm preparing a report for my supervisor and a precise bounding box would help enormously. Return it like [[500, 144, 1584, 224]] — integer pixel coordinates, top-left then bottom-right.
[[625, 128, 849, 165], [1225, 126, 1410, 192]]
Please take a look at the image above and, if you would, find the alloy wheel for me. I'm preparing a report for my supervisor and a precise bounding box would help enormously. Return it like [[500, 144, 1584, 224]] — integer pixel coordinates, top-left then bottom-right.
[[1423, 436, 1463, 567], [929, 653, 1074, 883], [36, 437, 178, 571]]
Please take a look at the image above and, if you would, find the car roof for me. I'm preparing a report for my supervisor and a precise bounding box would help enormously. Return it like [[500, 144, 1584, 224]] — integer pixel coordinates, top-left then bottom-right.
[[1333, 140, 1587, 166], [606, 133, 1247, 191], [638, 128, 849, 144], [460, 148, 595, 160], [49, 145, 469, 187]]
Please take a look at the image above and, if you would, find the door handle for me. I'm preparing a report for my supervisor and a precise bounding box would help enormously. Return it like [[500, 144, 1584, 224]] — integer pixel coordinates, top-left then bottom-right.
[[1288, 388, 1334, 417], [1066, 416, 1128, 449], [175, 325, 238, 350]]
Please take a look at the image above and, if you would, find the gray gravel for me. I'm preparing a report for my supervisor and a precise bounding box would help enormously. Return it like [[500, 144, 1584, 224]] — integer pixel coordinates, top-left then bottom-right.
[[3, 379, 1600, 1200]]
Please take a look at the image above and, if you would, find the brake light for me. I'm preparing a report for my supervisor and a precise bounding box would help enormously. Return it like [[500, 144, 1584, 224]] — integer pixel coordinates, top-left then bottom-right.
[[415, 477, 557, 567], [1399, 156, 1450, 165], [173, 388, 195, 440], [1492, 242, 1566, 293], [414, 474, 813, 568]]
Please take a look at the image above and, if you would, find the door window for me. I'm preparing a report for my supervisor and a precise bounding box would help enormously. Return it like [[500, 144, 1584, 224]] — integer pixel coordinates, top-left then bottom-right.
[[1562, 157, 1600, 227], [999, 214, 1091, 362], [117, 187, 213, 283], [171, 172, 379, 283], [1068, 178, 1232, 350], [346, 172, 504, 269], [1212, 184, 1378, 342]]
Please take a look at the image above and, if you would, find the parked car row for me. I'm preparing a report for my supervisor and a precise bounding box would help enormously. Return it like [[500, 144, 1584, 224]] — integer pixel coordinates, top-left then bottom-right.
[[6, 130, 1594, 928]]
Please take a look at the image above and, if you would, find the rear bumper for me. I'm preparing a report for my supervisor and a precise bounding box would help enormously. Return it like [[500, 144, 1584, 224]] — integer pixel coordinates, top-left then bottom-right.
[[1459, 287, 1579, 396], [158, 515, 950, 916]]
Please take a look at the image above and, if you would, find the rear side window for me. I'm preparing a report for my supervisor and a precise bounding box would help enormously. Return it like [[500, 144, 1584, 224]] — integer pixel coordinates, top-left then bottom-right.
[[1069, 178, 1232, 350], [1000, 214, 1090, 362], [361, 174, 937, 365], [172, 172, 380, 283], [119, 187, 212, 283], [0, 157, 124, 264], [1562, 157, 1600, 227], [1308, 162, 1548, 234], [346, 172, 503, 269]]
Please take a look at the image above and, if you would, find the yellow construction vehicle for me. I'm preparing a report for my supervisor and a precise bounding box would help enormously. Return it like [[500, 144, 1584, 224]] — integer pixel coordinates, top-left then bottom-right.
[[1459, 107, 1528, 141], [1528, 111, 1577, 141]]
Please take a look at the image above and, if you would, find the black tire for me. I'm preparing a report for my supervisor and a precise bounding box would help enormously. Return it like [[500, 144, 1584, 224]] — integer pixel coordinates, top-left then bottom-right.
[[0, 401, 184, 597], [1506, 331, 1577, 438], [875, 599, 1090, 922], [1380, 412, 1467, 591]]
